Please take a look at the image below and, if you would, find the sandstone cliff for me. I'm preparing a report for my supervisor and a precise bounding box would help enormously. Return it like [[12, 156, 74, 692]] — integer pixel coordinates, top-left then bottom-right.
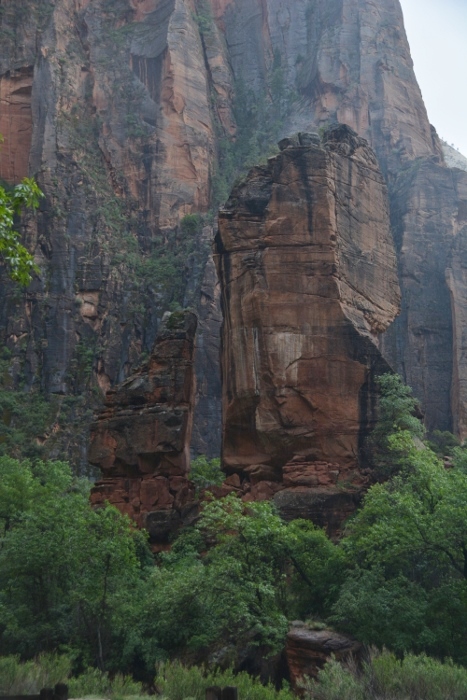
[[1, 0, 467, 472], [214, 125, 400, 524]]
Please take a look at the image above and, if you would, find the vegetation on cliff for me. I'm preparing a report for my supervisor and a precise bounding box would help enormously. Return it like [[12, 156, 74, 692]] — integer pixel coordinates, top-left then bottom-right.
[[0, 176, 42, 285]]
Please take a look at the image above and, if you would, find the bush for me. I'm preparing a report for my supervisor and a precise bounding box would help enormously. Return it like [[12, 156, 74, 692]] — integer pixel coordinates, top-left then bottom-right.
[[303, 650, 467, 700], [373, 651, 467, 699], [189, 456, 223, 491], [301, 658, 362, 700], [68, 668, 143, 699], [0, 654, 71, 695]]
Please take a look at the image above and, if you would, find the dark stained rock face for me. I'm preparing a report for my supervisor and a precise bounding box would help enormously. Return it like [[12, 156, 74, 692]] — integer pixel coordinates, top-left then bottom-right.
[[89, 310, 199, 548], [215, 126, 400, 514], [382, 169, 467, 436], [286, 622, 361, 691]]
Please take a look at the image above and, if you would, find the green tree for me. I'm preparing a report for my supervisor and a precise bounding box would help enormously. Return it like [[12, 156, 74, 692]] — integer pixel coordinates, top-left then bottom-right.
[[189, 455, 223, 492], [118, 494, 341, 672], [0, 176, 42, 284], [333, 431, 467, 662], [0, 457, 151, 669], [369, 373, 424, 478]]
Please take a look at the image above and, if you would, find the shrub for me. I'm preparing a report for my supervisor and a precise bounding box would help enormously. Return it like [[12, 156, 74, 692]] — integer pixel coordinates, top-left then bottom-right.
[[189, 456, 223, 491], [156, 661, 294, 700], [304, 650, 467, 700], [370, 651, 467, 699], [0, 654, 71, 695], [68, 668, 143, 699], [301, 658, 363, 700]]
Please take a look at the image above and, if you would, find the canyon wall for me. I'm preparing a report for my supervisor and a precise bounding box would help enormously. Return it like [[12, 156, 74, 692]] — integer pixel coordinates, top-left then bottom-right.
[[1, 0, 467, 473]]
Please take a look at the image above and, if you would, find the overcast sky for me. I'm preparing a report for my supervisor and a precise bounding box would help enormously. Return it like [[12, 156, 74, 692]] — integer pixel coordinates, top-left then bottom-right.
[[399, 0, 467, 155]]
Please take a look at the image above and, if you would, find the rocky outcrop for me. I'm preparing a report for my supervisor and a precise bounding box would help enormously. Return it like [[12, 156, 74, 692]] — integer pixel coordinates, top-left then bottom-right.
[[214, 0, 466, 438], [215, 126, 400, 522], [286, 622, 361, 690], [89, 310, 198, 548], [442, 143, 467, 173]]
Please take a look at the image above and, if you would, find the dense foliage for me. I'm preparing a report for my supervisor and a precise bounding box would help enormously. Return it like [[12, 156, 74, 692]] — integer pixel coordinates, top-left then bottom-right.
[[0, 457, 151, 670], [0, 176, 42, 285], [1, 373, 467, 692]]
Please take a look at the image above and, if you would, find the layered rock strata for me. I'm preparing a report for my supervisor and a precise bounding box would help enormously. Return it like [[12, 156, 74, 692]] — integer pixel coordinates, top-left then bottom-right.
[[89, 311, 198, 548], [215, 126, 400, 523]]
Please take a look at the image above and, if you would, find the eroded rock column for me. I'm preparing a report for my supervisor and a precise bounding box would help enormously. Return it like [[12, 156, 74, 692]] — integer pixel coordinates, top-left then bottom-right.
[[89, 311, 198, 548], [215, 125, 400, 522]]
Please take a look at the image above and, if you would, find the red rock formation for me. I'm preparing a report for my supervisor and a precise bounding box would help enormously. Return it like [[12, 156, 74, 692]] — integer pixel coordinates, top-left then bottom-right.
[[215, 126, 400, 522], [286, 623, 361, 691], [89, 311, 198, 547], [0, 67, 33, 183], [1, 0, 467, 473]]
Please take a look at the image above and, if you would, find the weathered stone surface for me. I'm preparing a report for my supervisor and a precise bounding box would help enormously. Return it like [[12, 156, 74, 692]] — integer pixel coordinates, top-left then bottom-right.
[[89, 310, 198, 547], [0, 67, 33, 183], [90, 475, 197, 548], [215, 126, 400, 501], [380, 166, 467, 434], [446, 169, 467, 440], [273, 488, 362, 537], [89, 311, 197, 476], [442, 142, 467, 173], [214, 0, 464, 438], [191, 251, 223, 459], [0, 0, 225, 469], [286, 623, 361, 690], [2, 0, 467, 476], [219, 0, 441, 174]]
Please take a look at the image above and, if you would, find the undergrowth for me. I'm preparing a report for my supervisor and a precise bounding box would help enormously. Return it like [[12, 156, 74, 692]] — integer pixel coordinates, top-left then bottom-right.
[[304, 650, 467, 700], [155, 662, 294, 700]]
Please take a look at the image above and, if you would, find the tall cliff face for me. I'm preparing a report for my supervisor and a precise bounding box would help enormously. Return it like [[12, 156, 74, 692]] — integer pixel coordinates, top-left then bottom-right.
[[220, 0, 441, 174], [0, 0, 223, 467], [214, 126, 399, 519], [1, 0, 467, 470]]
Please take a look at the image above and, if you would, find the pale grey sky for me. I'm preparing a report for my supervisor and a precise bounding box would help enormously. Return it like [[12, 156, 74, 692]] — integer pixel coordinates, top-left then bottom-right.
[[399, 0, 467, 156]]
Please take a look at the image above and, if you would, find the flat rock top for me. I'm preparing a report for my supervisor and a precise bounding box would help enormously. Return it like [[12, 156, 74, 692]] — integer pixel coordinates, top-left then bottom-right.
[[287, 626, 358, 652]]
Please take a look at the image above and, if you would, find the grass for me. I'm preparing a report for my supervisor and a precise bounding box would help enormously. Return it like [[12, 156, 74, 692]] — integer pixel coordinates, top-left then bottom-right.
[[155, 662, 294, 700], [303, 649, 467, 700], [0, 654, 71, 695]]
